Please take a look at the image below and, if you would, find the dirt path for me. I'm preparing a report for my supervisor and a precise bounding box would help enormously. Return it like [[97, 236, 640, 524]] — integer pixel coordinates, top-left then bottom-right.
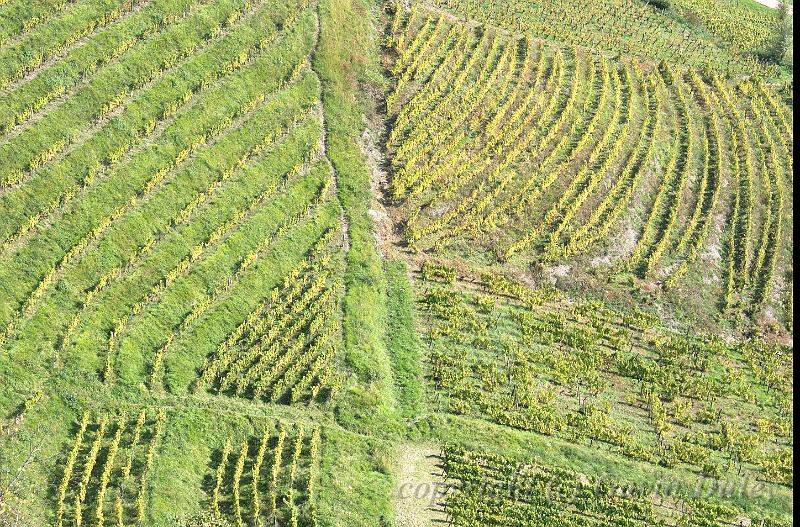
[[393, 443, 449, 527], [360, 108, 406, 260]]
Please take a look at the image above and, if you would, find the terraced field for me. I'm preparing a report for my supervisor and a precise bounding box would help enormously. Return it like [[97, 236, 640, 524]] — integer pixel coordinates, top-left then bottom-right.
[[418, 267, 792, 487], [386, 5, 793, 329], [442, 445, 789, 527], [0, 0, 341, 379], [0, 0, 793, 526], [0, 0, 395, 524]]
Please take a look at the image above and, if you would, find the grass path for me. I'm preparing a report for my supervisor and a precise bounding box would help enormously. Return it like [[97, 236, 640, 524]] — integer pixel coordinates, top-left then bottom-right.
[[393, 443, 447, 527]]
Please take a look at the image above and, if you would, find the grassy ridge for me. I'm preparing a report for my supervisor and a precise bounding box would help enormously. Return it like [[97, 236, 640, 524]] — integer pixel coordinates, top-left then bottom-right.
[[315, 0, 399, 433]]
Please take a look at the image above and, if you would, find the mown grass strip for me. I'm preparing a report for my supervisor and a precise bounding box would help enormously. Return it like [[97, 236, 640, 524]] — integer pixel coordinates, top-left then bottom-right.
[[316, 0, 400, 433]]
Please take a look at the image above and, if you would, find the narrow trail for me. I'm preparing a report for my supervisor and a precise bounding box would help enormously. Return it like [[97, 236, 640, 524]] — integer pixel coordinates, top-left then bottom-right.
[[361, 114, 399, 259]]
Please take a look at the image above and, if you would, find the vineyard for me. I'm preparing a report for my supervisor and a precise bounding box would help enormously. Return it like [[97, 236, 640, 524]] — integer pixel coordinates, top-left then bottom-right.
[[423, 0, 786, 75], [418, 266, 793, 487], [54, 409, 167, 527], [0, 0, 352, 394], [0, 0, 395, 523], [442, 445, 791, 527], [386, 5, 793, 328], [669, 0, 785, 57], [194, 228, 345, 404], [204, 423, 322, 526], [0, 0, 793, 525]]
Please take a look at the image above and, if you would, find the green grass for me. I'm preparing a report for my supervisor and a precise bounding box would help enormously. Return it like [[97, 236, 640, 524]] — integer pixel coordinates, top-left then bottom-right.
[[317, 427, 395, 526], [315, 0, 400, 434], [0, 0, 792, 525], [384, 259, 423, 419]]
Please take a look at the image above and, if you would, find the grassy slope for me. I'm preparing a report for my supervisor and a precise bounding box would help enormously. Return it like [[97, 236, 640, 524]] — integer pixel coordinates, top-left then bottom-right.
[[0, 0, 792, 525], [312, 0, 398, 521], [317, 427, 395, 526], [0, 0, 398, 524]]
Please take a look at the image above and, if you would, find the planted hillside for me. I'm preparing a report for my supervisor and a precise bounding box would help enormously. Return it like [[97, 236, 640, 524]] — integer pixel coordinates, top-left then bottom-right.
[[385, 6, 793, 329], [0, 0, 793, 526]]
